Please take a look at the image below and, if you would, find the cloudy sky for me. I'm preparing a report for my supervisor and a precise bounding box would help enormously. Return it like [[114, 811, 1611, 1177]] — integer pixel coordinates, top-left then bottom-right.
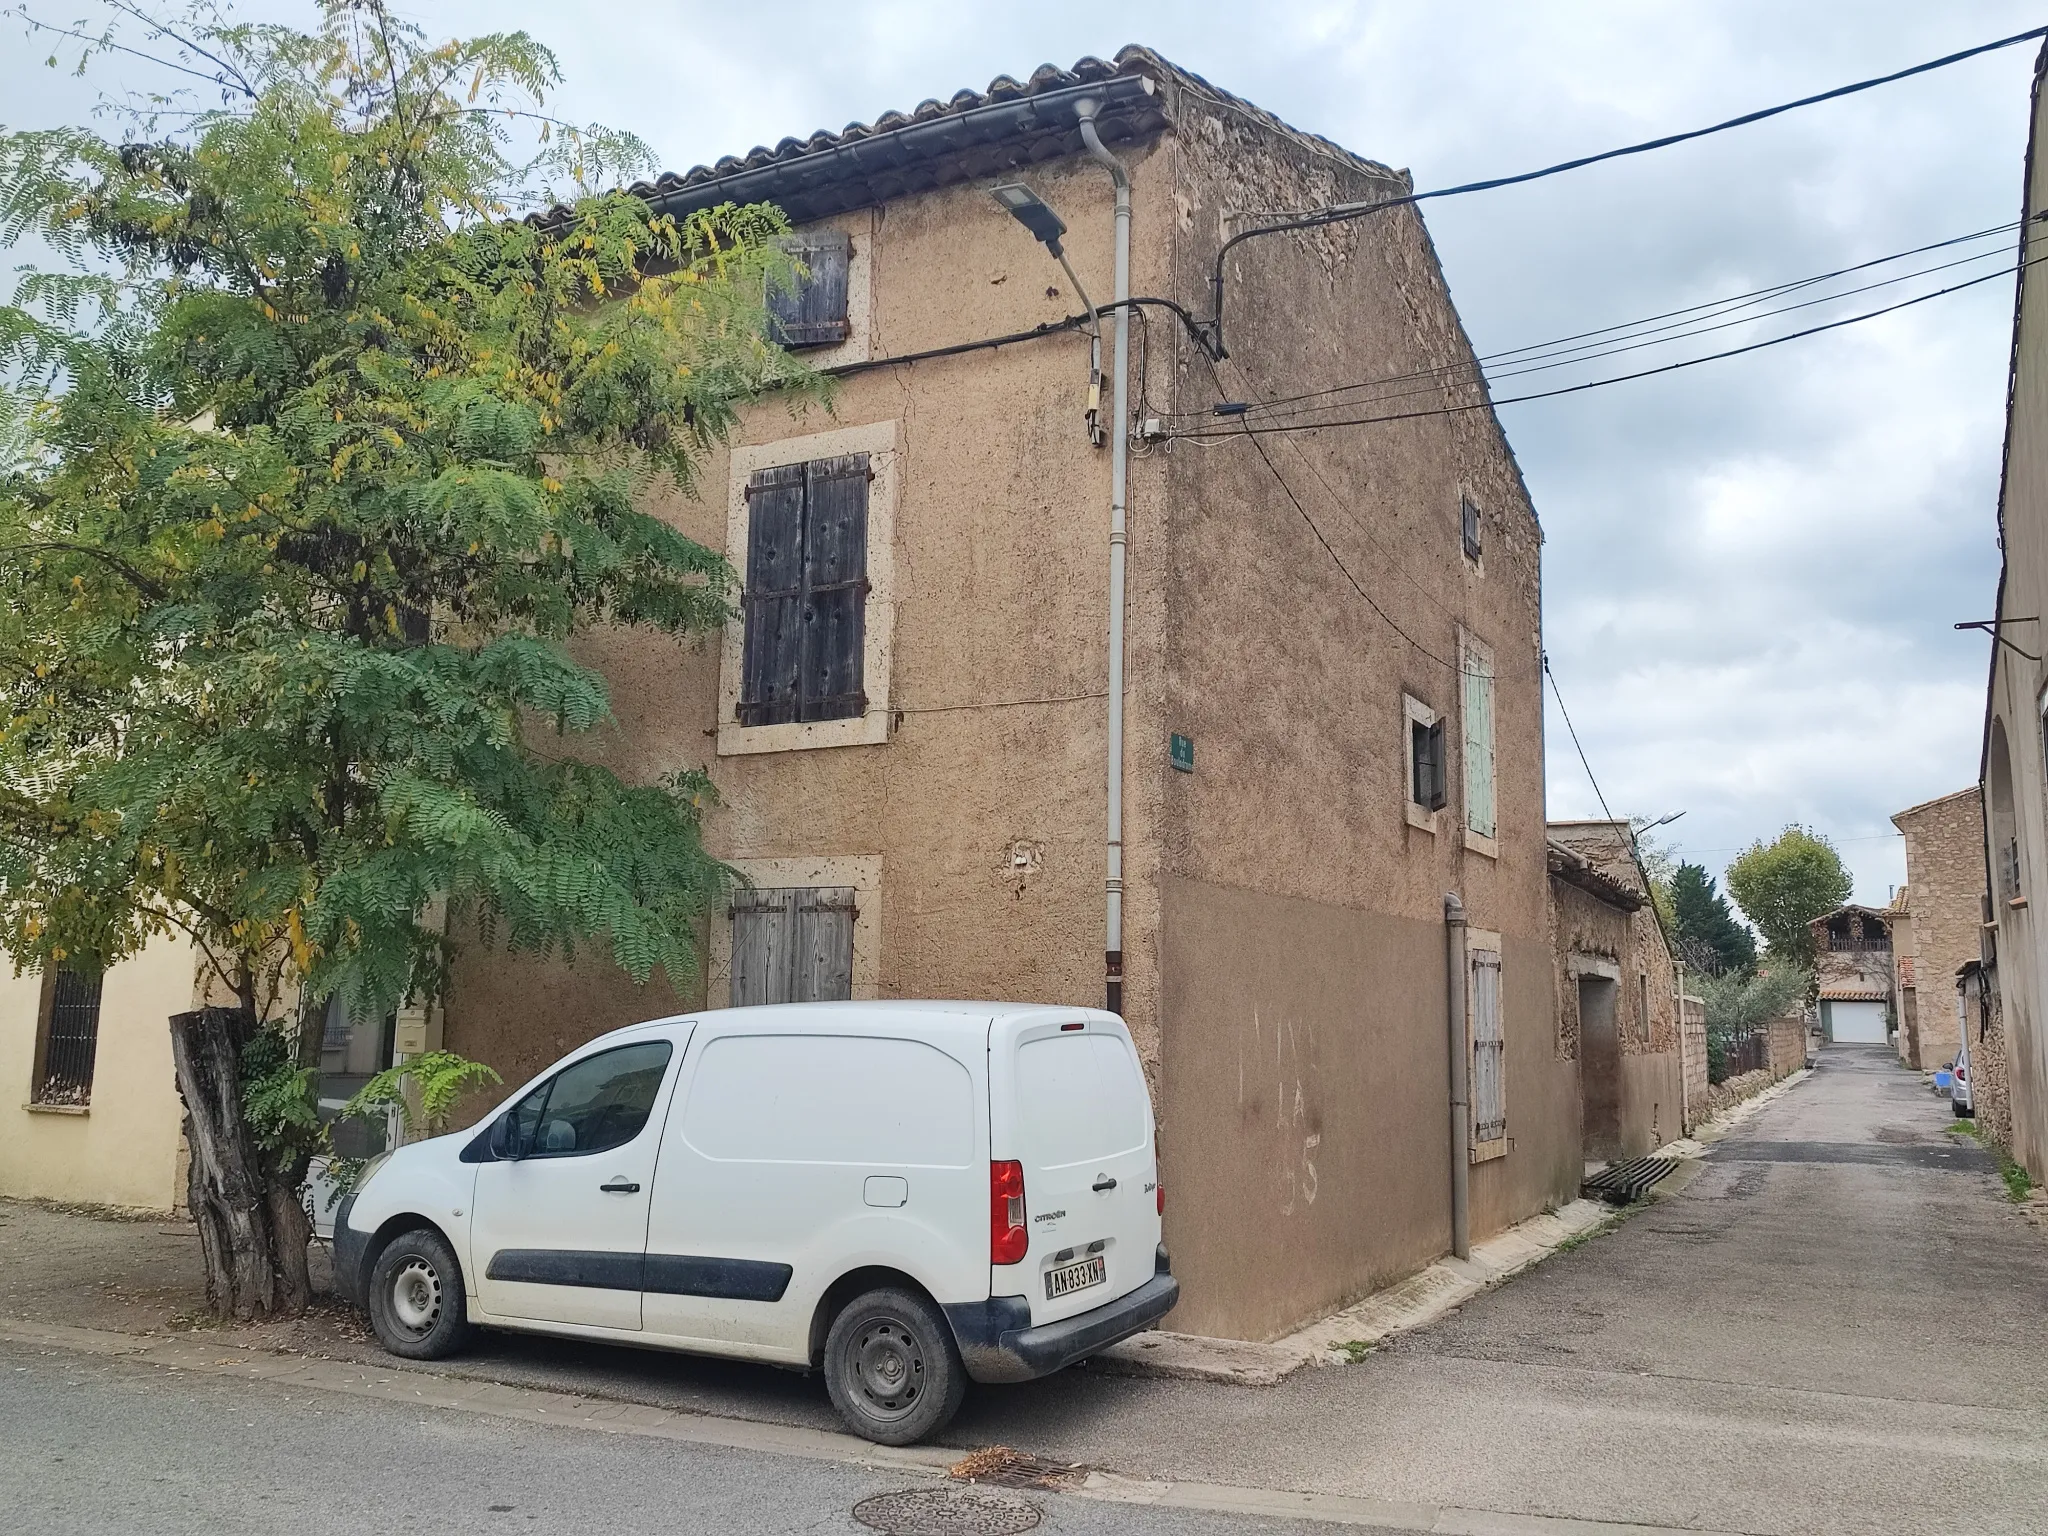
[[9, 1, 2042, 904]]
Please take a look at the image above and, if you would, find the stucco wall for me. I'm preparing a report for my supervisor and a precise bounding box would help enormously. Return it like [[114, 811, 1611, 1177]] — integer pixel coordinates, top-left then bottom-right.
[[1143, 77, 1572, 1337], [1983, 44, 2048, 1183], [441, 72, 1571, 1340], [0, 934, 194, 1212], [445, 154, 1148, 1098]]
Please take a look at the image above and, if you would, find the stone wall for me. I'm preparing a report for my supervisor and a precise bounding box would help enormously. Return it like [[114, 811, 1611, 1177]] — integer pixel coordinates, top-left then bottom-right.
[[1893, 788, 1987, 1070], [1965, 962, 2014, 1152], [1681, 993, 1708, 1132]]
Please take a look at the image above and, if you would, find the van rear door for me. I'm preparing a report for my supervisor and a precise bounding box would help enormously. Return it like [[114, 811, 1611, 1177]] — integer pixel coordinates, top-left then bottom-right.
[[992, 1013, 1159, 1327]]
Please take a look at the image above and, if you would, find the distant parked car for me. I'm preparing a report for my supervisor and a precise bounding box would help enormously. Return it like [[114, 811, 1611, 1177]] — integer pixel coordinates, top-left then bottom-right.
[[1952, 1043, 1975, 1118], [330, 1002, 1177, 1445]]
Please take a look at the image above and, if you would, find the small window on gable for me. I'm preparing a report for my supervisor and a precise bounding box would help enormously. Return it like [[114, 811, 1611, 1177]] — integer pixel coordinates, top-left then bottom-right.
[[739, 454, 870, 726], [1407, 698, 1446, 812], [767, 230, 851, 349], [1461, 495, 1482, 562]]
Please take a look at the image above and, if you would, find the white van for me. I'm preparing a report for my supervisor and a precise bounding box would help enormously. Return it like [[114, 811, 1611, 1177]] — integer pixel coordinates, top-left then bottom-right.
[[332, 1002, 1177, 1443]]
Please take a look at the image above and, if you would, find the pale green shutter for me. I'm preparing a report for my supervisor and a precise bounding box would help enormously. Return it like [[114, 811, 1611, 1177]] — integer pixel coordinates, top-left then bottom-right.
[[1464, 647, 1496, 838]]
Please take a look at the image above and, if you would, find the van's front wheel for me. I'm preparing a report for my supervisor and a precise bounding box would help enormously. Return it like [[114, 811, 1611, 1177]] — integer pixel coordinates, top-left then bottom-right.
[[823, 1287, 967, 1445], [367, 1227, 473, 1361]]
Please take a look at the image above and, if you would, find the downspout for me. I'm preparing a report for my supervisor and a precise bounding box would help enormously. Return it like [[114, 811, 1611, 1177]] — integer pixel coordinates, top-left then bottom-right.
[[1444, 893, 1471, 1259], [1076, 99, 1131, 1015]]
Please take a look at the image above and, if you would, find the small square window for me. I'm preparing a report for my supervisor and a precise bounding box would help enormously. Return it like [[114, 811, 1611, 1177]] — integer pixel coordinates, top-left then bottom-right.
[[1461, 495, 1482, 562]]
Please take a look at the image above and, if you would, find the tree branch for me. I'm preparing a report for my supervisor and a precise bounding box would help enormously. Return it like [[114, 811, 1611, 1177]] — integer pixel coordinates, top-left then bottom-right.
[[2, 541, 168, 601]]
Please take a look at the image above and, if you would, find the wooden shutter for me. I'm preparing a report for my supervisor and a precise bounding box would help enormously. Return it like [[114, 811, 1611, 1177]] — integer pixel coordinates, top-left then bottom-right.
[[1470, 949, 1506, 1144], [1463, 646, 1495, 838], [800, 455, 869, 722], [731, 887, 855, 1005], [768, 231, 852, 348], [1412, 718, 1447, 811], [793, 888, 856, 1002], [739, 466, 807, 726], [731, 889, 799, 1006]]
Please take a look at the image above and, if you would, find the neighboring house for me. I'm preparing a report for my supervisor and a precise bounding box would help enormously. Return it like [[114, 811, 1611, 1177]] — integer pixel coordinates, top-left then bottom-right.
[[1890, 788, 1987, 1071], [1546, 822, 1686, 1158], [1809, 906, 1894, 1044], [1978, 38, 2048, 1183], [429, 47, 1572, 1343], [0, 936, 194, 1212]]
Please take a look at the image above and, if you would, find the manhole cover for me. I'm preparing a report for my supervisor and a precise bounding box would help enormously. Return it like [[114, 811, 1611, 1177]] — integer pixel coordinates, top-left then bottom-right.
[[852, 1488, 1042, 1535]]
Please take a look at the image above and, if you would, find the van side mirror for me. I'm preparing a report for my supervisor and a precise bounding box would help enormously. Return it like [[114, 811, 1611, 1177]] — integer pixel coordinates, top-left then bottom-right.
[[489, 1113, 522, 1161]]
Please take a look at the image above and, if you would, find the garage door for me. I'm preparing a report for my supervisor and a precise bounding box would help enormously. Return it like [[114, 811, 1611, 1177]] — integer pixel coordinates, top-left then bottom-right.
[[1827, 1000, 1888, 1044]]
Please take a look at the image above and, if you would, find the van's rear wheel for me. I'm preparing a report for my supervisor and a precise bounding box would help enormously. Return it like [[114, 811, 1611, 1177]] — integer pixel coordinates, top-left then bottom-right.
[[367, 1227, 473, 1361], [823, 1287, 966, 1445]]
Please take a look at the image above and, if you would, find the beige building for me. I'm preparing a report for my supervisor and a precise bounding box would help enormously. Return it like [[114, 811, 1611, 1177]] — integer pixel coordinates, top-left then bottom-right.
[[0, 934, 194, 1212], [1890, 788, 1986, 1072], [1546, 823, 1687, 1157], [1978, 38, 2048, 1181], [431, 47, 1576, 1343], [6, 50, 1581, 1340]]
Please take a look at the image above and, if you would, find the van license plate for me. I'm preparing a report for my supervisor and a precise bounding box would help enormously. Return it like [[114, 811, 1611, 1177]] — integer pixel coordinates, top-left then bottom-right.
[[1045, 1255, 1106, 1299]]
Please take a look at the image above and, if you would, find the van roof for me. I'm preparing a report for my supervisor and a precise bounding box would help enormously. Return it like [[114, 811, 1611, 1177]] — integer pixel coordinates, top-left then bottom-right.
[[594, 1000, 1116, 1045]]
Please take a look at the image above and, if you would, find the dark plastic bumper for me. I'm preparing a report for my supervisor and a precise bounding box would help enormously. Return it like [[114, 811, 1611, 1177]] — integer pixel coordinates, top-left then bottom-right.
[[330, 1193, 369, 1308], [945, 1247, 1179, 1385]]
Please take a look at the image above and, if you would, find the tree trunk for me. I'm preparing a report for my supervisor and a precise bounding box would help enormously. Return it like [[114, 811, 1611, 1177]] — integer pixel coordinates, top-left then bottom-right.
[[168, 1007, 310, 1321]]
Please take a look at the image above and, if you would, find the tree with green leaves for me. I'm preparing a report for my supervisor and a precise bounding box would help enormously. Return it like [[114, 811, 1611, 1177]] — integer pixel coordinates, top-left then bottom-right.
[[1725, 827, 1854, 969], [1670, 861, 1756, 976], [0, 0, 809, 1318], [1694, 962, 1809, 1083]]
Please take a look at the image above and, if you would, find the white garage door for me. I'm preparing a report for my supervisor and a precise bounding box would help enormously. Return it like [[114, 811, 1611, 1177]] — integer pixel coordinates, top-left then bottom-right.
[[1827, 1000, 1888, 1044]]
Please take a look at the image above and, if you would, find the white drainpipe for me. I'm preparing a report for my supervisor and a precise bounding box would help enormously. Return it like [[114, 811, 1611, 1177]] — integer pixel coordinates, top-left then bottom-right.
[[1076, 99, 1131, 1015]]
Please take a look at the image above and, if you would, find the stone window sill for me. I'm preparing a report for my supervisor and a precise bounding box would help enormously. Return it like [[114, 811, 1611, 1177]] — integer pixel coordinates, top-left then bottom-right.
[[24, 1101, 89, 1116], [1465, 828, 1499, 859], [1405, 803, 1438, 834]]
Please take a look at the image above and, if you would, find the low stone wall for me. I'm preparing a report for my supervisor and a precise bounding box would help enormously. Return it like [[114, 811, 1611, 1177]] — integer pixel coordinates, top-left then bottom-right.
[[1769, 1012, 1808, 1076], [1681, 995, 1708, 1132], [1702, 1066, 1777, 1119]]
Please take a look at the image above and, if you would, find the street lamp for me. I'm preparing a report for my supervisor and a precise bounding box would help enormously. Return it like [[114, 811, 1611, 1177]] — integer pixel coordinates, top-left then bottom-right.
[[989, 180, 1103, 443]]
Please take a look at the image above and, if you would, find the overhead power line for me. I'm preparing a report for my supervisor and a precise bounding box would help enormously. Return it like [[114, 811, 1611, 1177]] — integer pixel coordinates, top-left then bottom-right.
[[1204, 23, 2048, 356], [1184, 219, 2030, 425], [1167, 252, 2043, 439]]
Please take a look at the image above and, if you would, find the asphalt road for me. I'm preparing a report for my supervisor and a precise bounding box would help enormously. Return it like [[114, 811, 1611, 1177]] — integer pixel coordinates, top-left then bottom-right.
[[0, 1335, 1361, 1536], [6, 1047, 2044, 1535]]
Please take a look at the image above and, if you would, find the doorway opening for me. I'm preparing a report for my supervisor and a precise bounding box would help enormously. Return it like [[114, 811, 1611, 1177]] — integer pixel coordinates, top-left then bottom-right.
[[1579, 973, 1622, 1164]]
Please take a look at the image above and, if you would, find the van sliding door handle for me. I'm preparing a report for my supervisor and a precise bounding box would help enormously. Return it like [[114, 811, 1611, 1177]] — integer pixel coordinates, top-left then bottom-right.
[[1092, 1175, 1118, 1192], [599, 1178, 641, 1194]]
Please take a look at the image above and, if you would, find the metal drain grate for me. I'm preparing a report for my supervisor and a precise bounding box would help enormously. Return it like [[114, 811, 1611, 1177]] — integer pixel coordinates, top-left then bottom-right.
[[852, 1488, 1042, 1535], [1581, 1156, 1680, 1204]]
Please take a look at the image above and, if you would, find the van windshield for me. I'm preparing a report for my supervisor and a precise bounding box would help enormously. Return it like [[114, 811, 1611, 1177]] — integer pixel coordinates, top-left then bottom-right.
[[1016, 1033, 1146, 1169]]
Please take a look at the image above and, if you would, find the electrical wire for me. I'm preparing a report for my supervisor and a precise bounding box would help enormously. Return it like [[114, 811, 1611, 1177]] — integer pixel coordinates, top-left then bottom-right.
[[1230, 238, 2026, 429], [1544, 653, 1671, 934], [1166, 253, 2042, 439], [1204, 23, 2048, 355], [1168, 218, 2032, 424]]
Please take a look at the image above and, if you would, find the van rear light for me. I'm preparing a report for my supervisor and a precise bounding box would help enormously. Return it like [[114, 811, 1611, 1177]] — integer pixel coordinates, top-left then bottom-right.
[[1156, 1177, 1165, 1216], [990, 1160, 1028, 1264]]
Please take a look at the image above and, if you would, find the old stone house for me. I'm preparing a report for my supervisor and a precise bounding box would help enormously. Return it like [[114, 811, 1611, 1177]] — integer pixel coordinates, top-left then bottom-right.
[[1976, 38, 2048, 1183], [3, 49, 1576, 1342], [1890, 788, 1986, 1072], [1809, 906, 1895, 1044], [1546, 822, 1686, 1157]]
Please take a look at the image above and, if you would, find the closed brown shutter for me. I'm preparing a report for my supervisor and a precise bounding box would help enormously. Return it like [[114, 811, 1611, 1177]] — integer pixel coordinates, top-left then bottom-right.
[[737, 454, 869, 727], [799, 455, 869, 722], [768, 231, 852, 348], [739, 465, 807, 726]]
